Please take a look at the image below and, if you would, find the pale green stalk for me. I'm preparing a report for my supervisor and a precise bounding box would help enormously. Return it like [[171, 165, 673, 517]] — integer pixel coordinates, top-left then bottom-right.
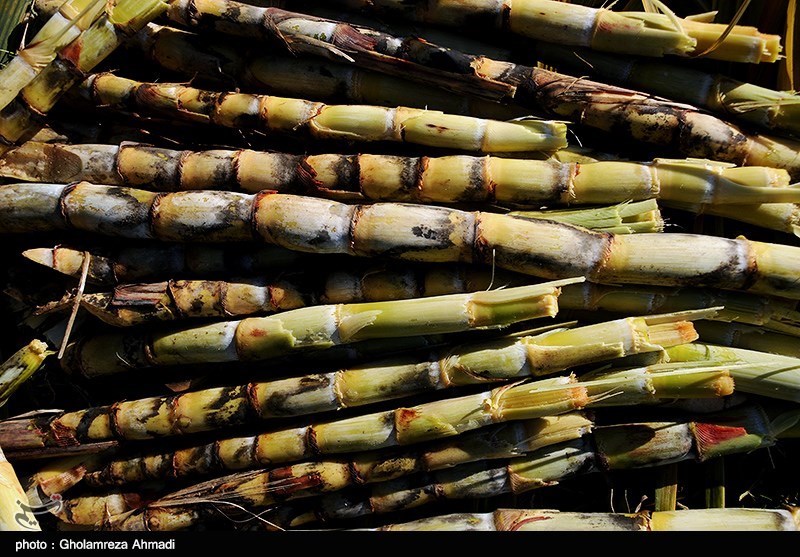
[[666, 342, 800, 402]]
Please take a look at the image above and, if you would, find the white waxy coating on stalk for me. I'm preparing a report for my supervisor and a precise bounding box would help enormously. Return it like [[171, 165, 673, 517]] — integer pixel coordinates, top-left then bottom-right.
[[281, 18, 338, 42], [255, 193, 355, 254], [113, 398, 172, 439], [63, 185, 157, 238], [353, 202, 476, 261], [151, 190, 252, 241], [231, 284, 269, 315], [509, 437, 596, 488], [604, 234, 752, 287], [214, 94, 260, 128], [0, 183, 65, 232], [264, 377, 340, 417], [386, 107, 401, 141]]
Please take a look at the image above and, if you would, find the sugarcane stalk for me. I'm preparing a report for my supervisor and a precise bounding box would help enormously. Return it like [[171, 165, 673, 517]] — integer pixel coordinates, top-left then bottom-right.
[[4, 142, 796, 206], [4, 184, 800, 300], [23, 266, 746, 331], [52, 414, 593, 526], [534, 43, 800, 138], [158, 0, 800, 177], [25, 249, 799, 335], [323, 0, 781, 63], [278, 405, 780, 529], [0, 0, 106, 111], [358, 508, 799, 531], [59, 280, 575, 377], [76, 366, 740, 529], [0, 339, 53, 407], [130, 23, 529, 121], [0, 310, 700, 449], [665, 342, 800, 402], [78, 365, 733, 490], [77, 73, 567, 154], [27, 264, 575, 328], [0, 447, 40, 531], [106, 404, 777, 530], [0, 0, 169, 154]]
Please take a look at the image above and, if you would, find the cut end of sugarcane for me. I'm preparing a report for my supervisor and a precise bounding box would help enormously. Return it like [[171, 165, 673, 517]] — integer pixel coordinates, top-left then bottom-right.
[[509, 200, 664, 234], [109, 0, 170, 29], [646, 321, 699, 348], [490, 378, 589, 422], [591, 3, 697, 58], [0, 339, 54, 407], [22, 248, 56, 269], [20, 0, 106, 69], [636, 308, 720, 348], [467, 278, 584, 328], [468, 278, 585, 306]]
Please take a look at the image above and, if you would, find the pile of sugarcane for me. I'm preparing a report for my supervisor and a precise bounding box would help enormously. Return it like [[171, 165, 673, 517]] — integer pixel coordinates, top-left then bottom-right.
[[0, 0, 799, 533]]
